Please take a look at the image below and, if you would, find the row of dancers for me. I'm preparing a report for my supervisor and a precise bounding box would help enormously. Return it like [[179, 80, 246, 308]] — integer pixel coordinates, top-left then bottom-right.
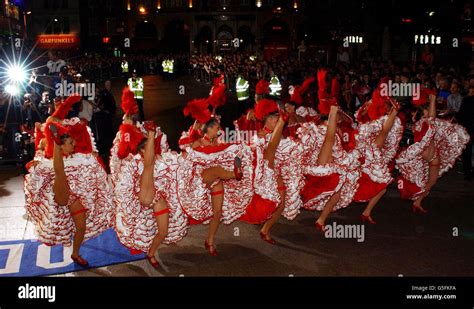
[[24, 70, 470, 269]]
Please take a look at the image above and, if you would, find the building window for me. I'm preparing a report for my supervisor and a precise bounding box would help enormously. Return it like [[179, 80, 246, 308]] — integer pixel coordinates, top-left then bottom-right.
[[62, 17, 70, 33], [45, 17, 70, 34], [89, 17, 99, 35]]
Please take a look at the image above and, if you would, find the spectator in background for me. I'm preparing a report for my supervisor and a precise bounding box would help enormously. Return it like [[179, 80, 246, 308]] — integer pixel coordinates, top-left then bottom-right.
[[93, 80, 116, 168], [46, 50, 66, 75], [421, 45, 434, 66], [336, 46, 350, 68], [457, 85, 474, 180], [447, 82, 463, 114], [437, 78, 451, 106], [21, 94, 41, 127]]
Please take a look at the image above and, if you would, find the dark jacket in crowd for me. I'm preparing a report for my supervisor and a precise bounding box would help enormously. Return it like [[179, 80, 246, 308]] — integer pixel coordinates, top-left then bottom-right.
[[457, 95, 474, 134]]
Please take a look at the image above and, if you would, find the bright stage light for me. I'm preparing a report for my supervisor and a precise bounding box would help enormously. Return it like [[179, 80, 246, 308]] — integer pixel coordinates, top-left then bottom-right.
[[7, 65, 27, 83], [5, 84, 19, 96]]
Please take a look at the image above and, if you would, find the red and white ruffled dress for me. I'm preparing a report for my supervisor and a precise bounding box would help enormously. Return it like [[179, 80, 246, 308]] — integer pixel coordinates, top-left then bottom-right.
[[110, 125, 189, 252], [239, 134, 281, 224], [353, 115, 404, 202], [234, 118, 303, 224], [296, 106, 320, 124], [24, 118, 113, 246], [177, 143, 254, 225], [395, 117, 470, 200], [297, 122, 361, 212], [274, 136, 305, 220]]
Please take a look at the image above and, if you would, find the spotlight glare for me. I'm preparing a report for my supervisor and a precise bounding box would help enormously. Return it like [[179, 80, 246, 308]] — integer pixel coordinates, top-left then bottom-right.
[[5, 84, 19, 96], [7, 65, 27, 83]]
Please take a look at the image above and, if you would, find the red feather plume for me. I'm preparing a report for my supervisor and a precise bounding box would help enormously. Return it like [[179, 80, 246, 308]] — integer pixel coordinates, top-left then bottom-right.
[[183, 99, 212, 123], [254, 99, 278, 121], [367, 88, 389, 120], [255, 79, 270, 95], [44, 122, 70, 158], [300, 76, 316, 95], [330, 77, 341, 98], [208, 84, 227, 108], [117, 123, 146, 159], [290, 86, 304, 105], [213, 74, 224, 87], [413, 86, 436, 107], [317, 69, 328, 100], [318, 97, 338, 116], [121, 87, 139, 116], [291, 77, 315, 105], [51, 95, 81, 120]]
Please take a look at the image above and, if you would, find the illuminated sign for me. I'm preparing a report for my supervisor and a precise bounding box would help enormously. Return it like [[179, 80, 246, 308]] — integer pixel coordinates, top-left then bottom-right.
[[37, 35, 80, 49], [344, 36, 363, 44], [414, 34, 441, 45]]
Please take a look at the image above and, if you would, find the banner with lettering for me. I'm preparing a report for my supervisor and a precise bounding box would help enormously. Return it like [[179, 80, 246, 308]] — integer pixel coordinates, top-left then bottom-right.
[[0, 229, 144, 277]]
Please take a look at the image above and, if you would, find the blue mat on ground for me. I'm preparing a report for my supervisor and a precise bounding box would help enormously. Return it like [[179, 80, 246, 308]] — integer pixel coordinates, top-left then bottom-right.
[[0, 229, 145, 277]]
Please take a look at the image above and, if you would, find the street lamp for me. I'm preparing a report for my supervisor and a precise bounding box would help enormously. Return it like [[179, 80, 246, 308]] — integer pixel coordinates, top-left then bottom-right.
[[23, 11, 32, 39]]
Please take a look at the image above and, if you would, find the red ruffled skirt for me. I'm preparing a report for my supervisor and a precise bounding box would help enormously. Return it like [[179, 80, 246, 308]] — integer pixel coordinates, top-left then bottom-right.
[[396, 174, 423, 200], [301, 173, 340, 205], [353, 172, 389, 202]]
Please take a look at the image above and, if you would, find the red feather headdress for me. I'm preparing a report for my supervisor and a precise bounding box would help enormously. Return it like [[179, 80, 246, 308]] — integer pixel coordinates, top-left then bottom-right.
[[51, 95, 81, 120], [318, 97, 338, 116], [367, 88, 389, 120], [317, 69, 329, 101], [208, 84, 227, 108], [121, 87, 139, 116], [254, 99, 278, 121], [255, 79, 270, 96], [291, 77, 315, 105], [117, 123, 146, 159], [183, 98, 212, 124], [213, 74, 224, 87], [330, 77, 341, 98], [44, 122, 70, 158], [412, 86, 436, 107]]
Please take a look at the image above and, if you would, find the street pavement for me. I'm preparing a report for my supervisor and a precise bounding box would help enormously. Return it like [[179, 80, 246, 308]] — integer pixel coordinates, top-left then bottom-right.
[[0, 74, 473, 276]]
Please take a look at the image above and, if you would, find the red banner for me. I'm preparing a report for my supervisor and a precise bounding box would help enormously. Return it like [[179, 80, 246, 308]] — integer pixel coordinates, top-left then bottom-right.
[[37, 35, 80, 49]]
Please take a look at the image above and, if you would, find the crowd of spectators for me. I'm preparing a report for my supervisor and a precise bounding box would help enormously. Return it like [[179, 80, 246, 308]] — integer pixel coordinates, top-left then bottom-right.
[[189, 50, 474, 179]]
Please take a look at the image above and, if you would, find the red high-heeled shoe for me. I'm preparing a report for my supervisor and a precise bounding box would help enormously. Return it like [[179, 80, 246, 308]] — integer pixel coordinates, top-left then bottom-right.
[[204, 240, 218, 257], [143, 121, 156, 132], [146, 254, 160, 270], [315, 222, 326, 235], [411, 204, 428, 214], [71, 255, 89, 267], [234, 156, 243, 181], [279, 109, 290, 122], [389, 98, 401, 111], [360, 214, 377, 225], [259, 231, 276, 245]]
